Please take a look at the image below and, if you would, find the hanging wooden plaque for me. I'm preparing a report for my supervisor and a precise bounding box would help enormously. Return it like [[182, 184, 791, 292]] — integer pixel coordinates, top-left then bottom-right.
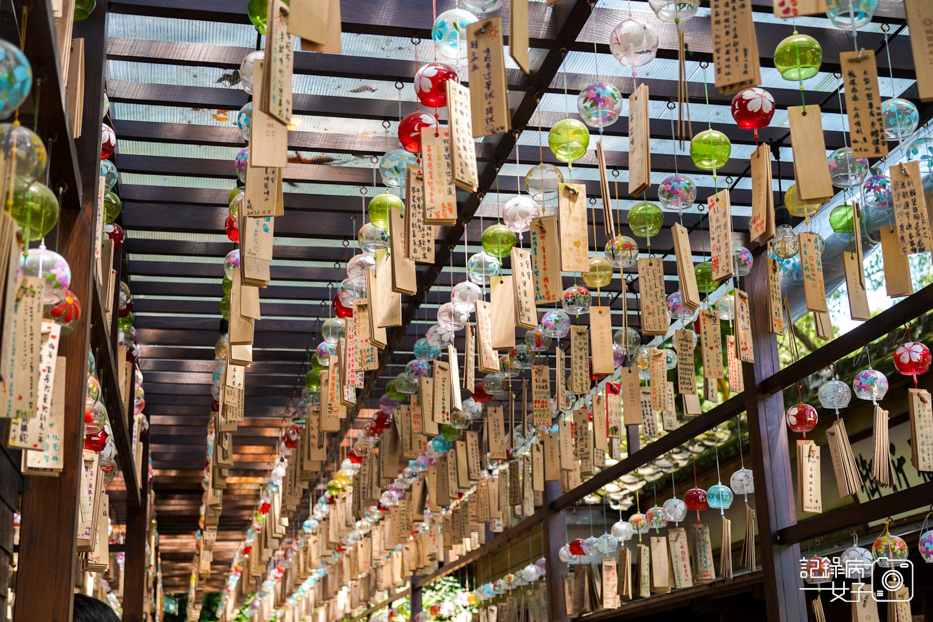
[[531, 365, 550, 427], [405, 165, 434, 263], [726, 335, 744, 393], [389, 209, 417, 295], [749, 143, 774, 243], [433, 360, 451, 425], [597, 141, 615, 238], [620, 366, 642, 426], [466, 17, 511, 137], [344, 306, 363, 388], [262, 0, 294, 124], [675, 329, 697, 395], [798, 232, 828, 313], [773, 0, 828, 16], [244, 163, 283, 218], [844, 203, 871, 320], [373, 250, 402, 328], [637, 258, 669, 336], [767, 258, 785, 335], [338, 338, 356, 408], [421, 130, 457, 225], [463, 323, 475, 390], [448, 344, 462, 413], [628, 84, 651, 195], [558, 183, 589, 272], [641, 388, 658, 439], [788, 106, 834, 203], [880, 226, 914, 298], [296, 0, 341, 53], [490, 276, 515, 350], [511, 247, 536, 329], [840, 50, 888, 159], [558, 418, 574, 470], [249, 59, 288, 168], [606, 383, 621, 438], [23, 355, 66, 474], [593, 393, 608, 451], [797, 439, 822, 513], [672, 223, 700, 309], [240, 214, 273, 286], [590, 307, 614, 375], [574, 408, 593, 476], [891, 161, 933, 254], [692, 523, 716, 584], [570, 326, 590, 394], [555, 346, 567, 410], [420, 378, 439, 435], [668, 528, 693, 589], [489, 406, 508, 460], [544, 431, 560, 481], [530, 215, 561, 304], [446, 81, 479, 192], [0, 277, 43, 420], [649, 348, 666, 411], [905, 0, 933, 101], [734, 289, 754, 363], [710, 0, 760, 94], [353, 299, 380, 365], [708, 189, 733, 281], [8, 323, 60, 450], [475, 301, 499, 372], [510, 0, 530, 73], [908, 388, 933, 472], [699, 309, 724, 378], [662, 382, 679, 430]]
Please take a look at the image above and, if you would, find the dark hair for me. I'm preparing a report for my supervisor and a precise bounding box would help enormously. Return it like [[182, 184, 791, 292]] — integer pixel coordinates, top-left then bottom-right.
[[73, 593, 121, 622]]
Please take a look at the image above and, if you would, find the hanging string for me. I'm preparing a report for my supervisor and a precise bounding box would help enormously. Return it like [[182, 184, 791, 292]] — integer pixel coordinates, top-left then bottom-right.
[[791, 18, 807, 113], [736, 415, 749, 505]]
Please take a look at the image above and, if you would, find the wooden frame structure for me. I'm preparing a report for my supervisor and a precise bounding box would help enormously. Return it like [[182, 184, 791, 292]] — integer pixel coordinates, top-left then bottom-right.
[[6, 0, 933, 621]]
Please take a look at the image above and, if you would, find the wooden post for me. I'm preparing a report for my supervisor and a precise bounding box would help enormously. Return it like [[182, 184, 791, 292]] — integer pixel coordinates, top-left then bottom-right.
[[123, 436, 150, 622], [409, 575, 422, 621], [741, 253, 807, 622], [14, 1, 107, 620], [544, 480, 568, 622]]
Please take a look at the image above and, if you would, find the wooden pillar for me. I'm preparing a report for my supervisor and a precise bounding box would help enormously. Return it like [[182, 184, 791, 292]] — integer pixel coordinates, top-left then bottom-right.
[[409, 575, 422, 620], [123, 436, 150, 622], [544, 481, 568, 622], [14, 1, 107, 620], [741, 254, 807, 622]]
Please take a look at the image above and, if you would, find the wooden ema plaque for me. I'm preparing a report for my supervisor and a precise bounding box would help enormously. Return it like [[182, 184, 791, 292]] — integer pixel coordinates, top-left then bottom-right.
[[840, 50, 888, 159], [489, 276, 516, 350], [590, 307, 614, 375], [707, 189, 733, 281], [558, 183, 589, 273], [749, 143, 774, 244], [637, 258, 669, 336], [475, 301, 499, 373], [261, 0, 294, 124], [405, 165, 434, 263], [466, 17, 511, 137], [511, 247, 536, 329], [628, 84, 651, 196], [905, 0, 933, 102], [844, 203, 871, 321], [798, 232, 828, 313], [891, 161, 933, 255], [420, 130, 457, 225], [530, 216, 561, 304], [710, 0, 760, 94], [789, 106, 834, 204], [249, 59, 288, 168], [699, 309, 724, 378], [509, 0, 530, 73], [672, 223, 700, 310], [446, 80, 479, 192]]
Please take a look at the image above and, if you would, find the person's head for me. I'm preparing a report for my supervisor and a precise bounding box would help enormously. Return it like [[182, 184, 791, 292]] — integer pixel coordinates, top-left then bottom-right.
[[73, 593, 121, 622]]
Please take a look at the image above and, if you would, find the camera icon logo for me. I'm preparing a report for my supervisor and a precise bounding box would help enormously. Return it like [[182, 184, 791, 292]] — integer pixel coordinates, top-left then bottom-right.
[[871, 558, 913, 602]]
